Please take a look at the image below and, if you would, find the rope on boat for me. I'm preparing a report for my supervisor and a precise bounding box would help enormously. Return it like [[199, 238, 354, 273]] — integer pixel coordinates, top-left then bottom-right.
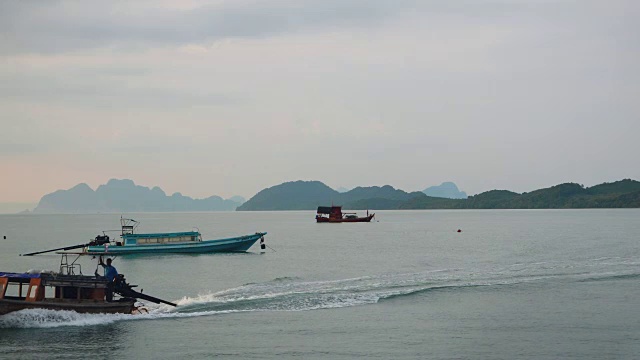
[[265, 244, 277, 252]]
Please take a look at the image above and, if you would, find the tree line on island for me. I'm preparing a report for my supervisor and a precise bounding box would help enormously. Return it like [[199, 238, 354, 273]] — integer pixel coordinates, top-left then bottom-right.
[[28, 178, 640, 213], [236, 179, 640, 210]]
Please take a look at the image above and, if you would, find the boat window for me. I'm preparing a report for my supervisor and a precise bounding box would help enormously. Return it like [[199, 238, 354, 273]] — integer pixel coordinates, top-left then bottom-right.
[[131, 234, 197, 245], [2, 282, 22, 298], [61, 286, 78, 299]]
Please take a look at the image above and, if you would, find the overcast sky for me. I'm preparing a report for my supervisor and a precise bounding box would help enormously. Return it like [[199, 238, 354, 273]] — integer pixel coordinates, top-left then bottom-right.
[[1, 0, 638, 204]]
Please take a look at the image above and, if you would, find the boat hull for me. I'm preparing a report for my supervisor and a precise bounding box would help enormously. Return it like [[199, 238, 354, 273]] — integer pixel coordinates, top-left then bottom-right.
[[0, 298, 135, 315], [316, 215, 375, 223], [86, 232, 266, 255]]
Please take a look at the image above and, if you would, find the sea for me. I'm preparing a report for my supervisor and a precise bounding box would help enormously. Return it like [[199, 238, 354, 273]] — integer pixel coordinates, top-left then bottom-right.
[[0, 210, 638, 359]]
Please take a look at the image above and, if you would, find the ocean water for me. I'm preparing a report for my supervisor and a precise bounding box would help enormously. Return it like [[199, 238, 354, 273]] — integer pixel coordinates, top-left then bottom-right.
[[0, 210, 638, 359]]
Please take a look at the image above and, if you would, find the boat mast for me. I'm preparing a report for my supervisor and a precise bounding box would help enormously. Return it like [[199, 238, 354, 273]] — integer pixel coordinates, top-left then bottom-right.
[[120, 216, 139, 235]]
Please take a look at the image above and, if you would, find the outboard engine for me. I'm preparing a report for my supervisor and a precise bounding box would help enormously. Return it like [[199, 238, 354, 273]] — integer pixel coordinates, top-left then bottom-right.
[[113, 274, 177, 307], [90, 235, 110, 246]]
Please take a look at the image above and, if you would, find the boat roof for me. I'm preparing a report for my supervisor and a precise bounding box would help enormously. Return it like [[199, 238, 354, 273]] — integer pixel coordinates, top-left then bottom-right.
[[122, 231, 200, 239], [317, 206, 341, 213], [0, 272, 41, 279], [1, 271, 112, 287]]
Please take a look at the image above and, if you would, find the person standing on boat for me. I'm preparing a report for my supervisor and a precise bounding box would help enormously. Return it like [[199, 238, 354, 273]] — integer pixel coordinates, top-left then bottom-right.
[[99, 256, 118, 301]]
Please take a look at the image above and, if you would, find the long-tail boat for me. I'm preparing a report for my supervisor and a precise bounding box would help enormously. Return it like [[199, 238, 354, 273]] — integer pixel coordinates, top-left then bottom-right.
[[21, 217, 267, 256], [315, 206, 375, 223], [0, 255, 176, 315]]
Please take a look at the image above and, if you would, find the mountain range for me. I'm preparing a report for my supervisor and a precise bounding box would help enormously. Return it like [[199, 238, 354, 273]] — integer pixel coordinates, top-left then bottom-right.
[[399, 179, 640, 209], [237, 179, 640, 210], [26, 178, 640, 213], [236, 181, 425, 211], [32, 179, 244, 213]]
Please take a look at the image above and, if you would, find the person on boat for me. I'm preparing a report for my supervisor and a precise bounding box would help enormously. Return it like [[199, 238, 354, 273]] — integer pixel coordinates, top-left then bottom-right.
[[99, 256, 118, 301]]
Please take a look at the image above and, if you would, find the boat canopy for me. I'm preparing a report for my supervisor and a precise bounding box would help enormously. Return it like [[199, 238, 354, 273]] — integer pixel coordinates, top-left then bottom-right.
[[317, 206, 336, 214], [0, 272, 41, 279], [123, 231, 200, 239]]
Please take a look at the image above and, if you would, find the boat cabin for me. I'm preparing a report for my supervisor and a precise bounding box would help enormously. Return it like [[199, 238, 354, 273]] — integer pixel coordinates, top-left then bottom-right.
[[1, 251, 176, 315], [116, 217, 202, 246], [0, 254, 140, 316], [0, 255, 110, 311], [0, 272, 108, 304], [122, 231, 201, 246], [315, 206, 374, 223], [316, 206, 344, 220]]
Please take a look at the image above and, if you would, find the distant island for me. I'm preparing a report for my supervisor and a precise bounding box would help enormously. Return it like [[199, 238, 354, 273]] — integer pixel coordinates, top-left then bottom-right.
[[236, 181, 425, 211], [237, 179, 640, 211], [423, 182, 467, 199], [32, 179, 245, 213], [22, 178, 640, 214]]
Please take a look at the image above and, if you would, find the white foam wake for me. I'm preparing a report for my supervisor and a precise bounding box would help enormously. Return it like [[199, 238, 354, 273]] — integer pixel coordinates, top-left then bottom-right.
[[3, 259, 636, 329]]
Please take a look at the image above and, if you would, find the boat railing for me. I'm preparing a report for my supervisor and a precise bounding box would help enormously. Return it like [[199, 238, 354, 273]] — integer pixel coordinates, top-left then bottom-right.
[[120, 216, 140, 235], [59, 253, 82, 275]]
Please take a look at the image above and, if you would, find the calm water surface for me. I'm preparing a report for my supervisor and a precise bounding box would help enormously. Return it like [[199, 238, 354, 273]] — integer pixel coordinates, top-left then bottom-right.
[[1, 210, 639, 359]]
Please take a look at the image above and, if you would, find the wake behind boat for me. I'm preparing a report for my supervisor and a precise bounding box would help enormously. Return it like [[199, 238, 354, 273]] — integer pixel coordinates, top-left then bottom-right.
[[22, 217, 267, 256]]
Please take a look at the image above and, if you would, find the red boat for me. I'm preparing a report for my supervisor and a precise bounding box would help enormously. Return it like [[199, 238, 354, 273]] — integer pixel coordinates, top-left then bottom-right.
[[315, 206, 375, 223]]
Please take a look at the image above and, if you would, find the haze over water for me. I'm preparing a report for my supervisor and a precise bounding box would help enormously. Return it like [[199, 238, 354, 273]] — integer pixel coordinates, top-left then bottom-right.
[[1, 210, 639, 359]]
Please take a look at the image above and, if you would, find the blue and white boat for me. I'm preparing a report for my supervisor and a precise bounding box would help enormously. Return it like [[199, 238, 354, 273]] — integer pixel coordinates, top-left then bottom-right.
[[82, 218, 266, 255]]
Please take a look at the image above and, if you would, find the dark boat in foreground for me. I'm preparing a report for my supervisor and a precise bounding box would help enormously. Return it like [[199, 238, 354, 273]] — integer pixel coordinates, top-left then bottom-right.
[[0, 255, 176, 316], [315, 206, 375, 223]]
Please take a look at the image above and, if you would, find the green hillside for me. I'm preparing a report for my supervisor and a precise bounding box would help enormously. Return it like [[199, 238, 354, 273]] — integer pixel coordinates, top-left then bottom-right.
[[237, 179, 640, 211], [404, 180, 640, 209], [586, 179, 640, 195], [235, 181, 338, 211], [237, 182, 421, 211]]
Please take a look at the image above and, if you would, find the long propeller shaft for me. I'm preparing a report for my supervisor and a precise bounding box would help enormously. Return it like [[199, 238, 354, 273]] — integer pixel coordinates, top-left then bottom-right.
[[20, 235, 111, 256]]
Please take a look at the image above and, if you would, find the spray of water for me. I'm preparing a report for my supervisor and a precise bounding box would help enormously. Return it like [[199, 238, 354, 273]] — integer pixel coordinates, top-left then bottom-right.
[[2, 257, 636, 329]]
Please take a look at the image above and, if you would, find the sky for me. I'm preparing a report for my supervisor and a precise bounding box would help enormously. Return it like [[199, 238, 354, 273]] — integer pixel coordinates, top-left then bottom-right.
[[1, 0, 638, 206]]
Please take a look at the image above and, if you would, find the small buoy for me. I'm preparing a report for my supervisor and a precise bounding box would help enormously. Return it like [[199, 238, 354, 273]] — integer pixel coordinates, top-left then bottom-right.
[[457, 229, 462, 233], [3, 235, 5, 239]]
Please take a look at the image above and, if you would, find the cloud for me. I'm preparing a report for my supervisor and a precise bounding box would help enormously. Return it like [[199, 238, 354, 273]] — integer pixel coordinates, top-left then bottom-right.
[[0, 0, 638, 201], [0, 0, 425, 55], [0, 73, 233, 109]]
